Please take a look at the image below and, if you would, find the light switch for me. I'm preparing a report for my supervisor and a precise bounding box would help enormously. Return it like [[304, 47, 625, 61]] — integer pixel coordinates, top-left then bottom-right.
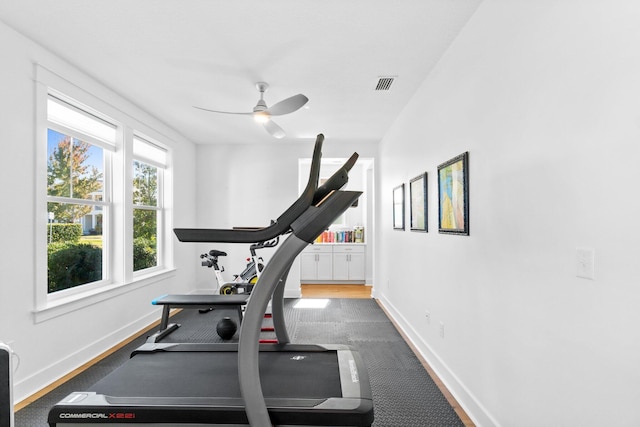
[[576, 247, 595, 280]]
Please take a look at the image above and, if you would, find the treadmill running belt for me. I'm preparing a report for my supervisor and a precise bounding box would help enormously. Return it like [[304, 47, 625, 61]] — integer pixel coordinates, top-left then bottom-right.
[[89, 351, 342, 400]]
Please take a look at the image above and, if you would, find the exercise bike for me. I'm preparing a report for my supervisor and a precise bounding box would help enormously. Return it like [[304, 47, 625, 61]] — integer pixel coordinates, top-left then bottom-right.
[[200, 237, 279, 295]]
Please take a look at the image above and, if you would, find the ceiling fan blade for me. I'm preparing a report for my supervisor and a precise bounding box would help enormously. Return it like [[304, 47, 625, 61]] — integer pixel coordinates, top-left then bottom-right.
[[265, 94, 309, 116], [263, 120, 286, 139], [193, 106, 253, 115]]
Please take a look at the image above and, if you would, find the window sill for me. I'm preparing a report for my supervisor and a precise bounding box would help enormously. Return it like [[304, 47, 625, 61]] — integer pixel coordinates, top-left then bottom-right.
[[33, 268, 176, 324]]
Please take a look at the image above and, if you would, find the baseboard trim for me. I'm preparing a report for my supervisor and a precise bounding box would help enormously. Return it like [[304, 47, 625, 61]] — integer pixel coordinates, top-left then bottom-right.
[[377, 295, 499, 427], [14, 311, 160, 410]]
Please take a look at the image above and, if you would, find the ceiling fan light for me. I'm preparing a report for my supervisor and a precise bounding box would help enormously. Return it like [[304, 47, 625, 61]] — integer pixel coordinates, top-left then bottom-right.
[[253, 111, 270, 123]]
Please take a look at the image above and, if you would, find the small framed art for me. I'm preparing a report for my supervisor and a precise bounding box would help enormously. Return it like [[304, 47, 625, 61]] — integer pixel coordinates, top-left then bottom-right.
[[438, 152, 469, 235], [409, 173, 427, 232], [393, 184, 405, 230]]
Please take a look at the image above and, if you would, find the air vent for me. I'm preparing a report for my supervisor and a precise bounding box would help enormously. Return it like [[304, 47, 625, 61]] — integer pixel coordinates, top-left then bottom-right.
[[375, 77, 395, 91]]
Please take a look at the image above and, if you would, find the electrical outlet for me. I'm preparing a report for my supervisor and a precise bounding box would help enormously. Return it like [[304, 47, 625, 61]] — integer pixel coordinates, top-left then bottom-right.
[[425, 311, 431, 325], [439, 322, 445, 338]]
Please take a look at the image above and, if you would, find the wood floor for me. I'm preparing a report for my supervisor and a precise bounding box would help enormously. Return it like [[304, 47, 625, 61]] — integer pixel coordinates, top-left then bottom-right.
[[301, 283, 371, 299]]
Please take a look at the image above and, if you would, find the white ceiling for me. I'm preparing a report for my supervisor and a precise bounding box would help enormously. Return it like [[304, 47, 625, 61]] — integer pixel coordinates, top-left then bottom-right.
[[0, 0, 482, 145]]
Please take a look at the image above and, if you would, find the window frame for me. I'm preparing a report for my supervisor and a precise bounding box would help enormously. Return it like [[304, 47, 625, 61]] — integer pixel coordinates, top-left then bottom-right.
[[45, 99, 115, 300], [34, 65, 175, 323], [132, 135, 167, 276]]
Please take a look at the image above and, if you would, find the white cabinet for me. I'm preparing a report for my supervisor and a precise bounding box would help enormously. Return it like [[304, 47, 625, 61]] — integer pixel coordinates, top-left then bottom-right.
[[332, 245, 365, 281], [300, 245, 333, 281], [301, 244, 365, 283]]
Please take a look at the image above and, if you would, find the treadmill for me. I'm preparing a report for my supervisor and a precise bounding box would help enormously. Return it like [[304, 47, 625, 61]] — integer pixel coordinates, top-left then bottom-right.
[[48, 135, 374, 427]]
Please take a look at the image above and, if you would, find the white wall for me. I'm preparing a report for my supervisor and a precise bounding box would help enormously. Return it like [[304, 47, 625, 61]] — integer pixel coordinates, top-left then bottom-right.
[[194, 141, 378, 296], [376, 1, 640, 426], [0, 21, 197, 403], [6, 2, 639, 423]]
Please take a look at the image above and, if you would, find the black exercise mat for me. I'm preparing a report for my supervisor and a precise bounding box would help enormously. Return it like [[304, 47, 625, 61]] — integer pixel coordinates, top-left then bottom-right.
[[15, 298, 465, 426]]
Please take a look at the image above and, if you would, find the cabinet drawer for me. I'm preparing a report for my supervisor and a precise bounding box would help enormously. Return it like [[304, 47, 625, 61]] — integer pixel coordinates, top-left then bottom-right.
[[303, 245, 333, 253], [332, 245, 365, 254]]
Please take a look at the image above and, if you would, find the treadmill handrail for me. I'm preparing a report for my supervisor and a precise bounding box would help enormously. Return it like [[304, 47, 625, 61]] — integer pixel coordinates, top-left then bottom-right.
[[311, 151, 358, 205], [172, 133, 322, 244], [173, 135, 360, 244]]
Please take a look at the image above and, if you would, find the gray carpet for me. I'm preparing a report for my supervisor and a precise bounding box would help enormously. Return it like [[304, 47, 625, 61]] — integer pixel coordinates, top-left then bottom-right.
[[15, 298, 465, 426]]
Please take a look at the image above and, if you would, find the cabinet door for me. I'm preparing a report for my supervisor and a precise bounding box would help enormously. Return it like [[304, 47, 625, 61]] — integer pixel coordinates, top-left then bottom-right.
[[347, 252, 365, 280], [300, 253, 318, 281], [332, 253, 350, 281], [316, 253, 333, 281]]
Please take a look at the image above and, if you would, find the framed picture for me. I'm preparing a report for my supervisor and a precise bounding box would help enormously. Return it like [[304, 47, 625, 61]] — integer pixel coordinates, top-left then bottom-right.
[[409, 173, 427, 232], [392, 184, 405, 230], [438, 152, 469, 235]]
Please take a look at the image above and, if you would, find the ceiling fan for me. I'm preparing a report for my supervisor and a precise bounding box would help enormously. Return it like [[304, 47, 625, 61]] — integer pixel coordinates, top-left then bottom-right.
[[194, 82, 309, 139]]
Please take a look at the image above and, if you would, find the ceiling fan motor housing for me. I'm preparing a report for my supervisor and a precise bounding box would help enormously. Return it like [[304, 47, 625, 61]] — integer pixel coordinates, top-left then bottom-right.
[[253, 99, 268, 113]]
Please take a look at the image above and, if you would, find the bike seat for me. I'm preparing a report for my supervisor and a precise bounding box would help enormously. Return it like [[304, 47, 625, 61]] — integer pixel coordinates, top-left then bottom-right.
[[208, 250, 227, 257]]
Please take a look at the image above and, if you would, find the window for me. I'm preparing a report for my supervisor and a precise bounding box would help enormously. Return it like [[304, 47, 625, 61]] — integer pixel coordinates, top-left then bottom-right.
[[132, 136, 167, 273], [35, 65, 173, 319], [46, 95, 115, 294]]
